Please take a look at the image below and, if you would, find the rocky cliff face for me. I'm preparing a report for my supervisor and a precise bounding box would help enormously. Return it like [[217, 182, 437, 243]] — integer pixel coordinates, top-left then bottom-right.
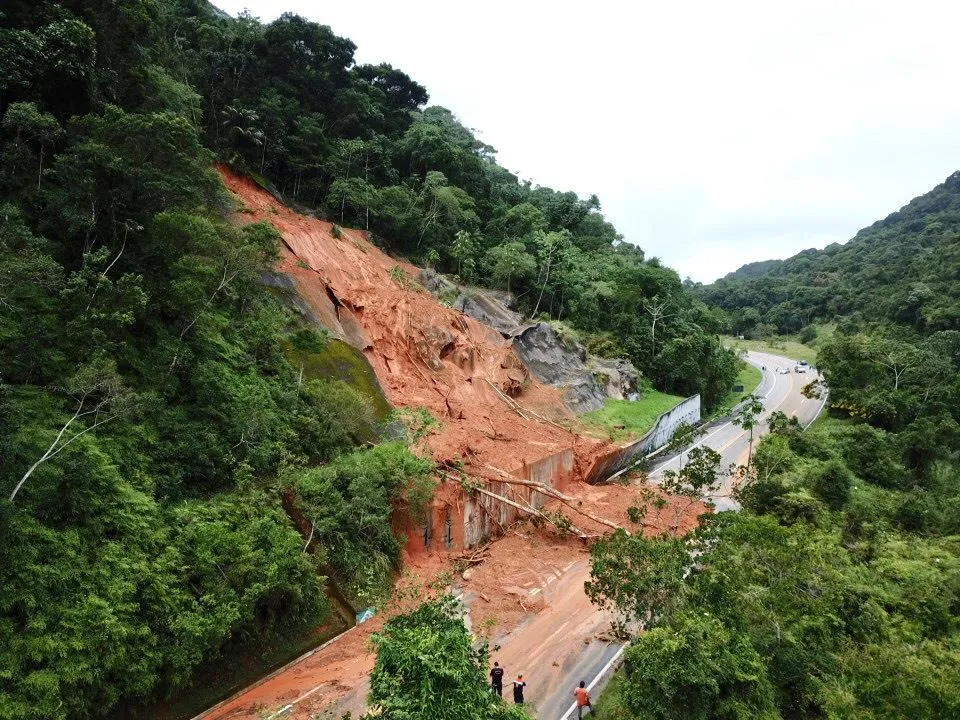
[[512, 324, 640, 413], [591, 357, 641, 402], [421, 271, 641, 414]]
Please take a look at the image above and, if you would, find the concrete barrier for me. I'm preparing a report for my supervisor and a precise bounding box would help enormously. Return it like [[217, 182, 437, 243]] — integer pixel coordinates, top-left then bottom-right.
[[463, 448, 575, 547], [585, 394, 701, 484]]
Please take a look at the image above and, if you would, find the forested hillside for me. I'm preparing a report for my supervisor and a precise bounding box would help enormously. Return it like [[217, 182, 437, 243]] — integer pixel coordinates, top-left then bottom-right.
[[699, 171, 960, 337], [588, 133, 960, 720], [0, 1, 738, 718]]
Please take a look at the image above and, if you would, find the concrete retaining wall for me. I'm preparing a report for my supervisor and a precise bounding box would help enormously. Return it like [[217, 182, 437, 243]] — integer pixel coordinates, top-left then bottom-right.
[[403, 447, 576, 552], [463, 448, 575, 548], [585, 394, 701, 484]]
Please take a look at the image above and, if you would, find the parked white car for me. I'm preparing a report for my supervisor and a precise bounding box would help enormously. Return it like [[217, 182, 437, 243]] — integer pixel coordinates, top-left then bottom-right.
[[795, 365, 807, 373]]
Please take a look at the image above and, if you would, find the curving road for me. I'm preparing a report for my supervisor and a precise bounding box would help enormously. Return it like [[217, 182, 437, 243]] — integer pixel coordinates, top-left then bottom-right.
[[648, 350, 826, 510], [197, 351, 826, 720], [534, 350, 828, 718]]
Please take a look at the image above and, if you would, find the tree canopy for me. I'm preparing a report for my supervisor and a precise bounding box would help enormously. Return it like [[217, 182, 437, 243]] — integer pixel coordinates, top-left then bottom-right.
[[0, 2, 746, 717]]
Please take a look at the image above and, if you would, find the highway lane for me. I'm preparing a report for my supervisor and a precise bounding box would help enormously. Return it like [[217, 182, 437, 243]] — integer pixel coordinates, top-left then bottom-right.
[[479, 559, 623, 720], [536, 350, 828, 718], [649, 351, 825, 510]]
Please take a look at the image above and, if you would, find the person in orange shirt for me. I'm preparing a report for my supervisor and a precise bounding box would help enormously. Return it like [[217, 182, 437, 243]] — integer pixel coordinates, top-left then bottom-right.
[[574, 680, 592, 718], [512, 674, 526, 705]]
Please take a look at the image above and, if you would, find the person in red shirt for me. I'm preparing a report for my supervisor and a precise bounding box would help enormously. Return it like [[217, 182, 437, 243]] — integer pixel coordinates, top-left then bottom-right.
[[512, 674, 526, 705], [574, 680, 592, 718]]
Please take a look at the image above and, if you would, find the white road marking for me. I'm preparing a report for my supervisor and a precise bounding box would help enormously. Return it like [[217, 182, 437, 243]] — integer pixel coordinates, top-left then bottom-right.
[[650, 353, 778, 477], [560, 643, 629, 719]]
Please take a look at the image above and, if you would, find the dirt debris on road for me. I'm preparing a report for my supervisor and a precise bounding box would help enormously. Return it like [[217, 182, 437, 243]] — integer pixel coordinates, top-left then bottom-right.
[[201, 484, 705, 720], [204, 169, 710, 720]]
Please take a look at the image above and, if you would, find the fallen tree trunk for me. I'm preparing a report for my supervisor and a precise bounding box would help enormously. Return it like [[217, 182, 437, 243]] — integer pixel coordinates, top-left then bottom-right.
[[483, 379, 573, 434], [470, 484, 594, 540], [492, 474, 623, 534], [445, 461, 625, 535]]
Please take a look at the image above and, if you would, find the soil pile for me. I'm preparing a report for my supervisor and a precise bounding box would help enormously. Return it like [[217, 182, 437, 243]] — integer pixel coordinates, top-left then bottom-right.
[[219, 168, 612, 506]]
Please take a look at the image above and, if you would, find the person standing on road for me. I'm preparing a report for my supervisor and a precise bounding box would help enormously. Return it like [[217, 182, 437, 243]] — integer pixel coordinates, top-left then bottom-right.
[[574, 680, 592, 718], [490, 661, 504, 696], [512, 673, 526, 705]]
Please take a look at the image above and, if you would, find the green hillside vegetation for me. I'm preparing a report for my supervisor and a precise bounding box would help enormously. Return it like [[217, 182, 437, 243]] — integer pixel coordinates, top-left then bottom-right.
[[0, 1, 740, 717], [631, 164, 960, 717], [580, 391, 686, 443], [589, 393, 960, 717], [699, 171, 960, 337], [590, 168, 960, 718]]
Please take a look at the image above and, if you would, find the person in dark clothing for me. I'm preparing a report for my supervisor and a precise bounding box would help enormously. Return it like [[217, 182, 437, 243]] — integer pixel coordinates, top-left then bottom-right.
[[490, 661, 504, 696], [512, 674, 526, 705]]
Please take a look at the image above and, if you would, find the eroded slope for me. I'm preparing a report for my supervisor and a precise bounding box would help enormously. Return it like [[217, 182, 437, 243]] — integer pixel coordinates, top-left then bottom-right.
[[220, 169, 611, 509]]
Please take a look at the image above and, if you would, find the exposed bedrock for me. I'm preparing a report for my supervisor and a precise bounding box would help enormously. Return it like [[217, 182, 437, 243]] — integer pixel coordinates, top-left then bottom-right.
[[421, 270, 640, 414]]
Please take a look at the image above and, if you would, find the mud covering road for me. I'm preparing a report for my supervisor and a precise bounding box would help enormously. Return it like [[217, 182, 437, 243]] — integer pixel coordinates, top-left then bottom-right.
[[196, 479, 703, 720]]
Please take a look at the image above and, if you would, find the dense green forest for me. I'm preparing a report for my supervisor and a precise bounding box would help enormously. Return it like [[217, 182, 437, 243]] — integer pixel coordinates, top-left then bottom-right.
[[698, 171, 960, 338], [588, 351, 960, 718], [584, 164, 960, 718], [0, 1, 740, 718]]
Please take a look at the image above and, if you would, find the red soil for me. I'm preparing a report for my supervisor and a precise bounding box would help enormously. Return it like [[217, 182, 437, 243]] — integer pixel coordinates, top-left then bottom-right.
[[201, 170, 702, 720], [199, 484, 706, 720], [219, 168, 613, 543]]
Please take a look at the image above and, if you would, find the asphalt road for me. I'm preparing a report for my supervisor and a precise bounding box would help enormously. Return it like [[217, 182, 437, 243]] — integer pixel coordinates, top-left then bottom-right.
[[532, 350, 828, 718], [479, 559, 624, 720], [649, 350, 826, 510], [200, 351, 827, 720]]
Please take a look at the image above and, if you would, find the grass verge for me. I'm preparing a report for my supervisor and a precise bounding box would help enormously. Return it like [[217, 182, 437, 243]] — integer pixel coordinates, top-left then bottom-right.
[[590, 672, 631, 719], [580, 391, 685, 443], [708, 361, 764, 419]]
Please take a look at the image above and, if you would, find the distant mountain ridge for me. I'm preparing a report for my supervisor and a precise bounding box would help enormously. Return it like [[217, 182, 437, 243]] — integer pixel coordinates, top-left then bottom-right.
[[699, 171, 960, 335], [718, 258, 784, 281]]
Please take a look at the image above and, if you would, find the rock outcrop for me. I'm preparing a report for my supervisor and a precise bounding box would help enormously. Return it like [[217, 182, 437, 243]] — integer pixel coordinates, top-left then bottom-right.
[[421, 272, 641, 414], [452, 291, 529, 337], [511, 323, 606, 413], [591, 357, 641, 402]]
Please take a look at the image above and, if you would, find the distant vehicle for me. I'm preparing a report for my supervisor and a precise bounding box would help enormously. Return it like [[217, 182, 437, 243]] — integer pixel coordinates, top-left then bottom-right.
[[777, 367, 790, 375], [795, 365, 807, 373], [798, 360, 809, 366]]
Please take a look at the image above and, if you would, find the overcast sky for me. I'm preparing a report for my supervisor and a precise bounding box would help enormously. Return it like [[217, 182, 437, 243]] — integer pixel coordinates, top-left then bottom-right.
[[215, 0, 960, 282]]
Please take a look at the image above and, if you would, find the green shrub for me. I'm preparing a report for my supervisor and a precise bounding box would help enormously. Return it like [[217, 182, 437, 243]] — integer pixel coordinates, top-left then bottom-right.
[[775, 488, 827, 525], [370, 596, 531, 719], [619, 613, 779, 720], [838, 424, 908, 490], [290, 443, 434, 606], [811, 460, 855, 510]]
